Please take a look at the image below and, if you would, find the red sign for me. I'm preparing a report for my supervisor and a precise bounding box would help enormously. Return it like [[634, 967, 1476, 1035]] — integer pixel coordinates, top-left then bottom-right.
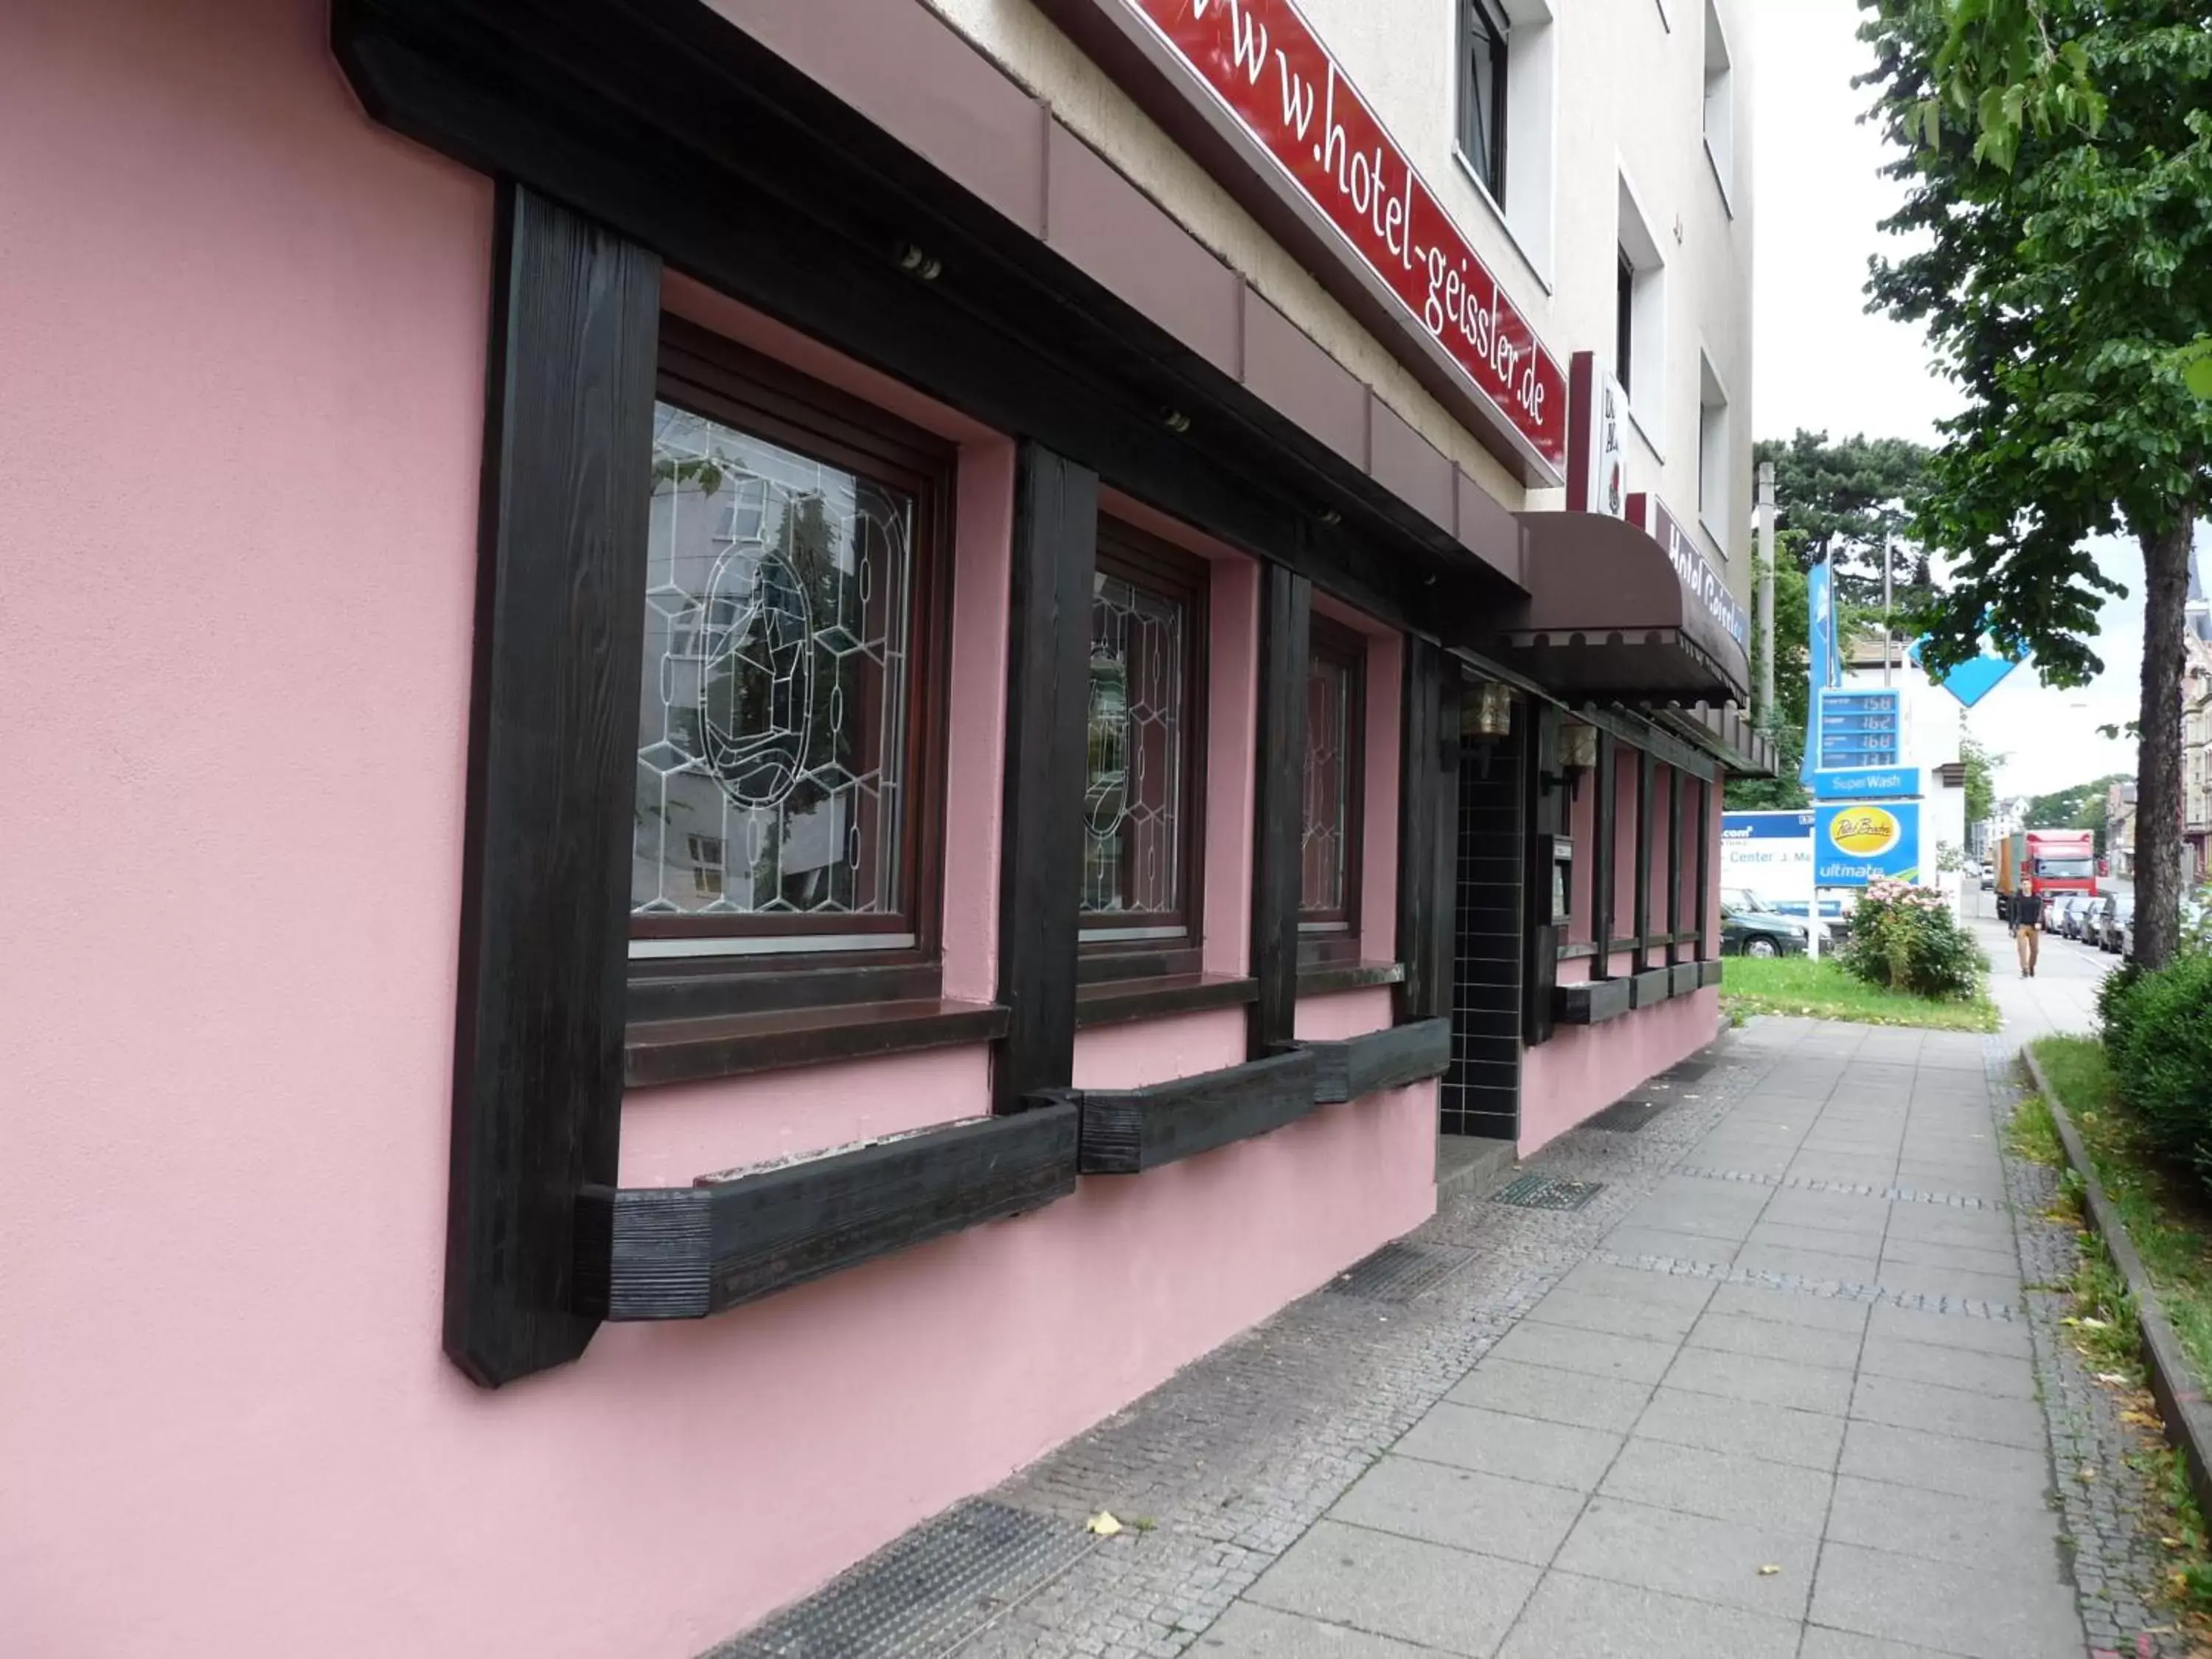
[[1119, 0, 1568, 474]]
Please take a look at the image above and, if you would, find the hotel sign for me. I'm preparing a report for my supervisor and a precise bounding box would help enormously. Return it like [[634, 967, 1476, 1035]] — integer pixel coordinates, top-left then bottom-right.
[[1089, 0, 1568, 476], [1644, 495, 1750, 651]]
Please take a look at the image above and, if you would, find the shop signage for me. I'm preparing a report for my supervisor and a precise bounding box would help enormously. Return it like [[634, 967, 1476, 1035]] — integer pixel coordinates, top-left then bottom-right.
[[1097, 0, 1568, 474], [1566, 353, 1627, 518], [1814, 801, 1922, 886], [1719, 810, 1814, 911], [1644, 496, 1750, 650], [1810, 765, 1923, 802]]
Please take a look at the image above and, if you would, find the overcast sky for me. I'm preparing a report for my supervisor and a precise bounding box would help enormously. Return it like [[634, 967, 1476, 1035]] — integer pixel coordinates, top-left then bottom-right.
[[1747, 0, 2143, 800]]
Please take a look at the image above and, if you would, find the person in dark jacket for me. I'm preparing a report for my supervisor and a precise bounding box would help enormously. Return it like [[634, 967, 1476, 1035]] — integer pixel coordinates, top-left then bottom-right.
[[2014, 879, 2042, 977]]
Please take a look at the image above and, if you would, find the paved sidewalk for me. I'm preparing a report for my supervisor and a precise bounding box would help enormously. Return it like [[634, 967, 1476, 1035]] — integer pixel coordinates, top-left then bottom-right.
[[1197, 1022, 2086, 1659], [1968, 895, 2105, 1041]]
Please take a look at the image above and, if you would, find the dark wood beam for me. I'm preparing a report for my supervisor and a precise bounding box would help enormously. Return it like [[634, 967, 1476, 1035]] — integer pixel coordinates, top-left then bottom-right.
[[1590, 730, 1617, 980], [994, 443, 1098, 1113], [1249, 565, 1312, 1057], [1694, 774, 1714, 959], [1395, 639, 1456, 1024], [1054, 1051, 1322, 1173], [580, 1107, 1081, 1320], [1666, 764, 1686, 966], [444, 183, 661, 1388], [1633, 748, 1654, 972], [1299, 1018, 1452, 1103]]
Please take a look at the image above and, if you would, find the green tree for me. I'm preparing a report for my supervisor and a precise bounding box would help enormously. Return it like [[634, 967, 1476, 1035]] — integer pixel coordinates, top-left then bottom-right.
[[1860, 0, 2212, 968], [2021, 771, 2130, 849], [1960, 731, 2000, 827], [1753, 431, 1934, 609]]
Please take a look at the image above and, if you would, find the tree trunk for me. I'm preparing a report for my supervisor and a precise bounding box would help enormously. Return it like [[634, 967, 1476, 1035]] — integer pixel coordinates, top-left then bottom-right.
[[2132, 512, 2196, 970]]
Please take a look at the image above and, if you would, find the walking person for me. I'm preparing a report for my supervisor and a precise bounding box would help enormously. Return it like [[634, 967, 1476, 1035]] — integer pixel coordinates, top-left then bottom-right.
[[2014, 878, 2042, 977]]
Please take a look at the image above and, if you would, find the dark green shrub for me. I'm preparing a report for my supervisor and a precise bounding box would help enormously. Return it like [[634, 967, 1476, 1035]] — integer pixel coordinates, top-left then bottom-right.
[[1836, 878, 1983, 1001], [2098, 957, 2146, 1061], [2107, 953, 2212, 1184]]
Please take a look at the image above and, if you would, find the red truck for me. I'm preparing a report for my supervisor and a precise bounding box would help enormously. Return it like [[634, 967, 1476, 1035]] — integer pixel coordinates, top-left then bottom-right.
[[1996, 829, 2099, 922]]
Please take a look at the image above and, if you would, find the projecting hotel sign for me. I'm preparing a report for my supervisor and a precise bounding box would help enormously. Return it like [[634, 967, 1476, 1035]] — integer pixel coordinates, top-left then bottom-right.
[[1644, 496, 1750, 651], [1082, 0, 1569, 478]]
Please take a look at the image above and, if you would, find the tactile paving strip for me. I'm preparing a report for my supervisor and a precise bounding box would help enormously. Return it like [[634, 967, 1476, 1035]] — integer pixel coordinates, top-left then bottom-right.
[[1586, 1096, 1666, 1133], [1489, 1172, 1605, 1211], [709, 1500, 1091, 1659], [1325, 1241, 1473, 1303]]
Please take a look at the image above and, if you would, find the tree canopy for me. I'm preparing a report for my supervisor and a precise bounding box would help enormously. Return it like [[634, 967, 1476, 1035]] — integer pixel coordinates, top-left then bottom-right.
[[1753, 431, 1934, 609], [1729, 528, 1815, 810], [1859, 0, 2212, 966]]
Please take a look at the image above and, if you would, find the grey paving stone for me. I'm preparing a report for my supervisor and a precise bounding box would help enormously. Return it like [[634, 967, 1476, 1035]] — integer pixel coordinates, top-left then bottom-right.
[[1192, 1602, 1433, 1657], [1757, 1193, 1891, 1240], [1551, 1496, 1816, 1617], [1849, 1373, 2047, 1448], [1635, 1385, 1846, 1471], [1685, 1311, 1862, 1371], [1798, 1630, 1978, 1659], [1808, 1540, 2084, 1659], [1493, 1573, 1802, 1659], [1837, 1420, 2054, 1504], [1329, 1456, 1585, 1566], [1663, 1345, 1855, 1415], [1877, 1237, 2020, 1278], [1391, 1404, 1621, 1492], [1856, 1336, 2036, 1400], [1242, 1518, 1539, 1657], [1786, 1157, 1900, 1187], [1487, 1319, 1681, 1385], [1527, 1287, 1704, 1344], [1872, 1265, 2020, 1307], [1705, 1280, 1874, 1335], [1731, 1242, 1883, 1284], [1823, 1475, 2068, 1579], [1554, 1259, 1717, 1310], [1601, 1225, 1742, 1267], [1616, 1198, 1761, 1242], [1866, 1301, 2032, 1359], [1446, 1359, 1652, 1433], [1744, 1220, 1885, 1256], [1596, 1437, 1834, 1536], [1879, 1207, 2018, 1248]]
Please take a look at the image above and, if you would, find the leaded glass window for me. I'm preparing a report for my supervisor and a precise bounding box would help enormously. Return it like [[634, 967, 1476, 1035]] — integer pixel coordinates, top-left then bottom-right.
[[1080, 529, 1207, 961], [1300, 620, 1365, 933], [632, 389, 931, 957]]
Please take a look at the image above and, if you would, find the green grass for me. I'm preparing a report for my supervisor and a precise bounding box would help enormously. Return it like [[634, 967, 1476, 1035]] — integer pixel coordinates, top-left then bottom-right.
[[1719, 956, 1999, 1032], [2033, 1034, 2212, 1394], [2006, 1091, 2065, 1168]]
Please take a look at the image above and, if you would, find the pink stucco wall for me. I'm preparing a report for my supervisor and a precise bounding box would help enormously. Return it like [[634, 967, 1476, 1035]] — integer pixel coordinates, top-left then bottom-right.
[[0, 7, 1436, 1654]]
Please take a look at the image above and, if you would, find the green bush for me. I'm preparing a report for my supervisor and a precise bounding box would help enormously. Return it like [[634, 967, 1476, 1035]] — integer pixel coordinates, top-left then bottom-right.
[[2104, 952, 2212, 1185], [1834, 878, 1983, 1001], [2097, 956, 2146, 1060]]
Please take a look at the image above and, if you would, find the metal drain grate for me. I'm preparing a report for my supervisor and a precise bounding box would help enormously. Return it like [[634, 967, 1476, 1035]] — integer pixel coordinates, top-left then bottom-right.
[[1490, 1172, 1605, 1211], [1587, 1096, 1666, 1133], [709, 1500, 1090, 1659], [1326, 1241, 1472, 1302], [1661, 1059, 1714, 1082]]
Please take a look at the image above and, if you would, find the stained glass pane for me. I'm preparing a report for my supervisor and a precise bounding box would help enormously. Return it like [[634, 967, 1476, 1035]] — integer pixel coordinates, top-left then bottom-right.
[[1301, 655, 1352, 914], [633, 403, 914, 933], [1082, 572, 1186, 921]]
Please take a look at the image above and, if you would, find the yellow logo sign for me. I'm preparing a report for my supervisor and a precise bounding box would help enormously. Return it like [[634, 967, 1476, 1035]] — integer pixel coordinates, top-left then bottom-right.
[[1829, 807, 1901, 856]]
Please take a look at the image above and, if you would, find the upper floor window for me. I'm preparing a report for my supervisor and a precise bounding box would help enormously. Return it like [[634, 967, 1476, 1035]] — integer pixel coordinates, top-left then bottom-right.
[[1300, 617, 1367, 948], [632, 327, 950, 963], [1459, 0, 1511, 204], [1698, 350, 1732, 551], [1703, 0, 1736, 209], [1615, 249, 1636, 402], [1082, 524, 1207, 968], [1617, 174, 1668, 450]]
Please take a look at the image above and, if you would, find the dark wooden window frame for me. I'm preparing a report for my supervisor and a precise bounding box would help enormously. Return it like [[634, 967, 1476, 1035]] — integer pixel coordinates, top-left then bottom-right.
[[1553, 721, 1721, 975], [1298, 613, 1368, 966], [630, 319, 959, 1012], [1458, 0, 1512, 204], [1078, 520, 1211, 984], [1615, 248, 1635, 400]]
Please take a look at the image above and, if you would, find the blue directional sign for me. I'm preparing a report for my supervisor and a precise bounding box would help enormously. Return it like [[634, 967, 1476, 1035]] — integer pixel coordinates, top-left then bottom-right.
[[1909, 639, 2022, 709]]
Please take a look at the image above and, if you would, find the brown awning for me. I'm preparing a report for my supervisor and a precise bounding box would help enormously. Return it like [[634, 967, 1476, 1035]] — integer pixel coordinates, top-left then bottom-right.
[[1648, 701, 1781, 778], [1486, 507, 1752, 703]]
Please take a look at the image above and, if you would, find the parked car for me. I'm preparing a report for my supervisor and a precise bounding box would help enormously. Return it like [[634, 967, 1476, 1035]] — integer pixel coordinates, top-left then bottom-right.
[[1719, 891, 1809, 959], [2099, 894, 2135, 953], [2046, 893, 2079, 938], [2062, 893, 2094, 940], [1980, 861, 1995, 891]]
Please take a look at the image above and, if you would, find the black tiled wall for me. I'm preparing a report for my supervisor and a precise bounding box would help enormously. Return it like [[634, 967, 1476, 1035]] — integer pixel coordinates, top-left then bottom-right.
[[1442, 718, 1524, 1139]]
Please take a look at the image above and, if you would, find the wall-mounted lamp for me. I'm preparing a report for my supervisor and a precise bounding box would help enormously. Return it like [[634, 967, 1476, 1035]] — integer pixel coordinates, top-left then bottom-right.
[[894, 242, 943, 281], [1463, 681, 1514, 740], [1553, 720, 1599, 801]]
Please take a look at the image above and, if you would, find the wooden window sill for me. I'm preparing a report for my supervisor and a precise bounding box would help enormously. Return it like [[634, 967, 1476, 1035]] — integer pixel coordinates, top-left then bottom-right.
[[1074, 973, 1258, 1029], [1295, 960, 1406, 996], [625, 998, 1010, 1090]]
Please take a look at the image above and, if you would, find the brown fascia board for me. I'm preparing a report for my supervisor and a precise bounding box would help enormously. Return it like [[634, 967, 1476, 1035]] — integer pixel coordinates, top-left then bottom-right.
[[710, 0, 1527, 593]]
